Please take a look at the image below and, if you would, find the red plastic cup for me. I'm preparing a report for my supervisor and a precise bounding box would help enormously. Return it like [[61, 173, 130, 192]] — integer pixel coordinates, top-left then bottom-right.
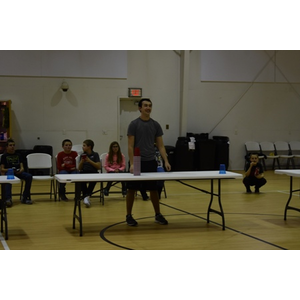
[[134, 147, 140, 156]]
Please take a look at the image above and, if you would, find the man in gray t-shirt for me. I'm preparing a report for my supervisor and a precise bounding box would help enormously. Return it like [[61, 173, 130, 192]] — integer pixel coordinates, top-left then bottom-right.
[[126, 98, 171, 226], [127, 117, 163, 161]]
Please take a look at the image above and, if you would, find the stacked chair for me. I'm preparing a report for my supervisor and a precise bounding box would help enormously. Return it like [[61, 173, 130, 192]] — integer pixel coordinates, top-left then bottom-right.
[[288, 141, 300, 168], [274, 141, 294, 169]]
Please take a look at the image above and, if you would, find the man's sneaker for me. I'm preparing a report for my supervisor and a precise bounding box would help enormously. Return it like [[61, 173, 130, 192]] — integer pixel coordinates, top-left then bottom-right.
[[103, 189, 109, 196], [6, 199, 13, 208], [21, 197, 32, 205], [83, 196, 91, 208], [126, 214, 138, 226], [155, 213, 168, 225]]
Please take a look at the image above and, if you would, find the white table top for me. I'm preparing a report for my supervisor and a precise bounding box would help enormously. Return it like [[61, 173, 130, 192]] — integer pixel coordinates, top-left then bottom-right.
[[0, 176, 21, 184], [55, 171, 243, 183], [275, 169, 300, 177]]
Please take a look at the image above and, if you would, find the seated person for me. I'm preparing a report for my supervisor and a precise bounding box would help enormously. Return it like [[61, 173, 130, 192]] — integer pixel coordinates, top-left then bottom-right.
[[0, 139, 33, 206], [103, 141, 127, 196], [57, 139, 79, 201], [243, 153, 267, 193], [78, 139, 101, 208]]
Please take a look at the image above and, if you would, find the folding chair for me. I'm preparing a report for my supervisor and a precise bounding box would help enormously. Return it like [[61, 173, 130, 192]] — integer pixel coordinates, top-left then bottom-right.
[[24, 153, 56, 201], [71, 144, 83, 156], [259, 142, 280, 170], [289, 141, 300, 168], [274, 141, 294, 169]]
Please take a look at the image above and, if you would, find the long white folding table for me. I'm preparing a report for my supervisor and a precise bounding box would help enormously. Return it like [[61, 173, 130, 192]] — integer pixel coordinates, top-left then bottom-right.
[[0, 176, 21, 240], [56, 171, 243, 236], [275, 169, 300, 220]]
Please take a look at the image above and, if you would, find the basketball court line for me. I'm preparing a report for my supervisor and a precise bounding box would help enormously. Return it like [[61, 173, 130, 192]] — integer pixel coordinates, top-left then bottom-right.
[[99, 203, 288, 250], [0, 232, 10, 250]]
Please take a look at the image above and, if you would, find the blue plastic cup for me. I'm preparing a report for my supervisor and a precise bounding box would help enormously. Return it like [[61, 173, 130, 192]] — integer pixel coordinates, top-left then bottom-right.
[[157, 166, 165, 172], [7, 168, 14, 179], [219, 164, 226, 174]]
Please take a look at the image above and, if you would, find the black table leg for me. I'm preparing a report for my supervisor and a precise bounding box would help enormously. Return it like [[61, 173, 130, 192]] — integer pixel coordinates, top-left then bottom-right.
[[284, 176, 300, 220], [207, 179, 225, 230], [177, 179, 225, 230], [73, 182, 83, 236], [0, 183, 8, 240]]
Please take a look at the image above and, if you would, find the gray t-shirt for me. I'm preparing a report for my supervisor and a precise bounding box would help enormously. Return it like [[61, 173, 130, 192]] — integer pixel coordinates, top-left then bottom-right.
[[127, 117, 163, 161]]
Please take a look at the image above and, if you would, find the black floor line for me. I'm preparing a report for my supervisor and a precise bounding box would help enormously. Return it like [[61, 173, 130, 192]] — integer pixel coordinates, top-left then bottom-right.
[[161, 202, 288, 250], [99, 203, 290, 250], [100, 221, 134, 250]]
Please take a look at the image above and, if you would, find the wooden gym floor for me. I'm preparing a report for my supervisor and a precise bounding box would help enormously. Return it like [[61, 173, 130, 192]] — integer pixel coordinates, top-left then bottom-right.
[[1, 170, 300, 250]]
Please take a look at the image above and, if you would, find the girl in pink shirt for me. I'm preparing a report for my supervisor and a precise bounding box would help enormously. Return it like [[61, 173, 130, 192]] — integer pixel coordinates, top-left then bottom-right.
[[104, 141, 127, 196]]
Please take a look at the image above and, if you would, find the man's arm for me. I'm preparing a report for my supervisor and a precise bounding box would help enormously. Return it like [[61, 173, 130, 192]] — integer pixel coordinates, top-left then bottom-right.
[[128, 135, 135, 174], [155, 136, 171, 171]]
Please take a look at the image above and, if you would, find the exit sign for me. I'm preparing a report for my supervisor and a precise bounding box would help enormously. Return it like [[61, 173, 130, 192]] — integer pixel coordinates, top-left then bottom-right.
[[128, 88, 142, 97]]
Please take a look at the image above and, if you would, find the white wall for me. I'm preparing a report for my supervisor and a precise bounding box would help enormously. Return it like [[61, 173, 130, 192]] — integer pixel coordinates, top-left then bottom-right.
[[0, 50, 180, 160], [188, 51, 300, 169], [1, 50, 299, 170], [0, 50, 127, 78]]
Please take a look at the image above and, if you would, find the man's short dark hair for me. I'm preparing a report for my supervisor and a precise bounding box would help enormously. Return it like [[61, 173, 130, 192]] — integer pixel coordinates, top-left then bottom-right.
[[138, 98, 152, 108]]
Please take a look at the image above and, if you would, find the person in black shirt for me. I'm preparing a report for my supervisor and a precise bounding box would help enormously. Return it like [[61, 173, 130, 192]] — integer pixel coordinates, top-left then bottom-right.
[[78, 139, 101, 208], [243, 153, 267, 193], [0, 139, 33, 206]]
